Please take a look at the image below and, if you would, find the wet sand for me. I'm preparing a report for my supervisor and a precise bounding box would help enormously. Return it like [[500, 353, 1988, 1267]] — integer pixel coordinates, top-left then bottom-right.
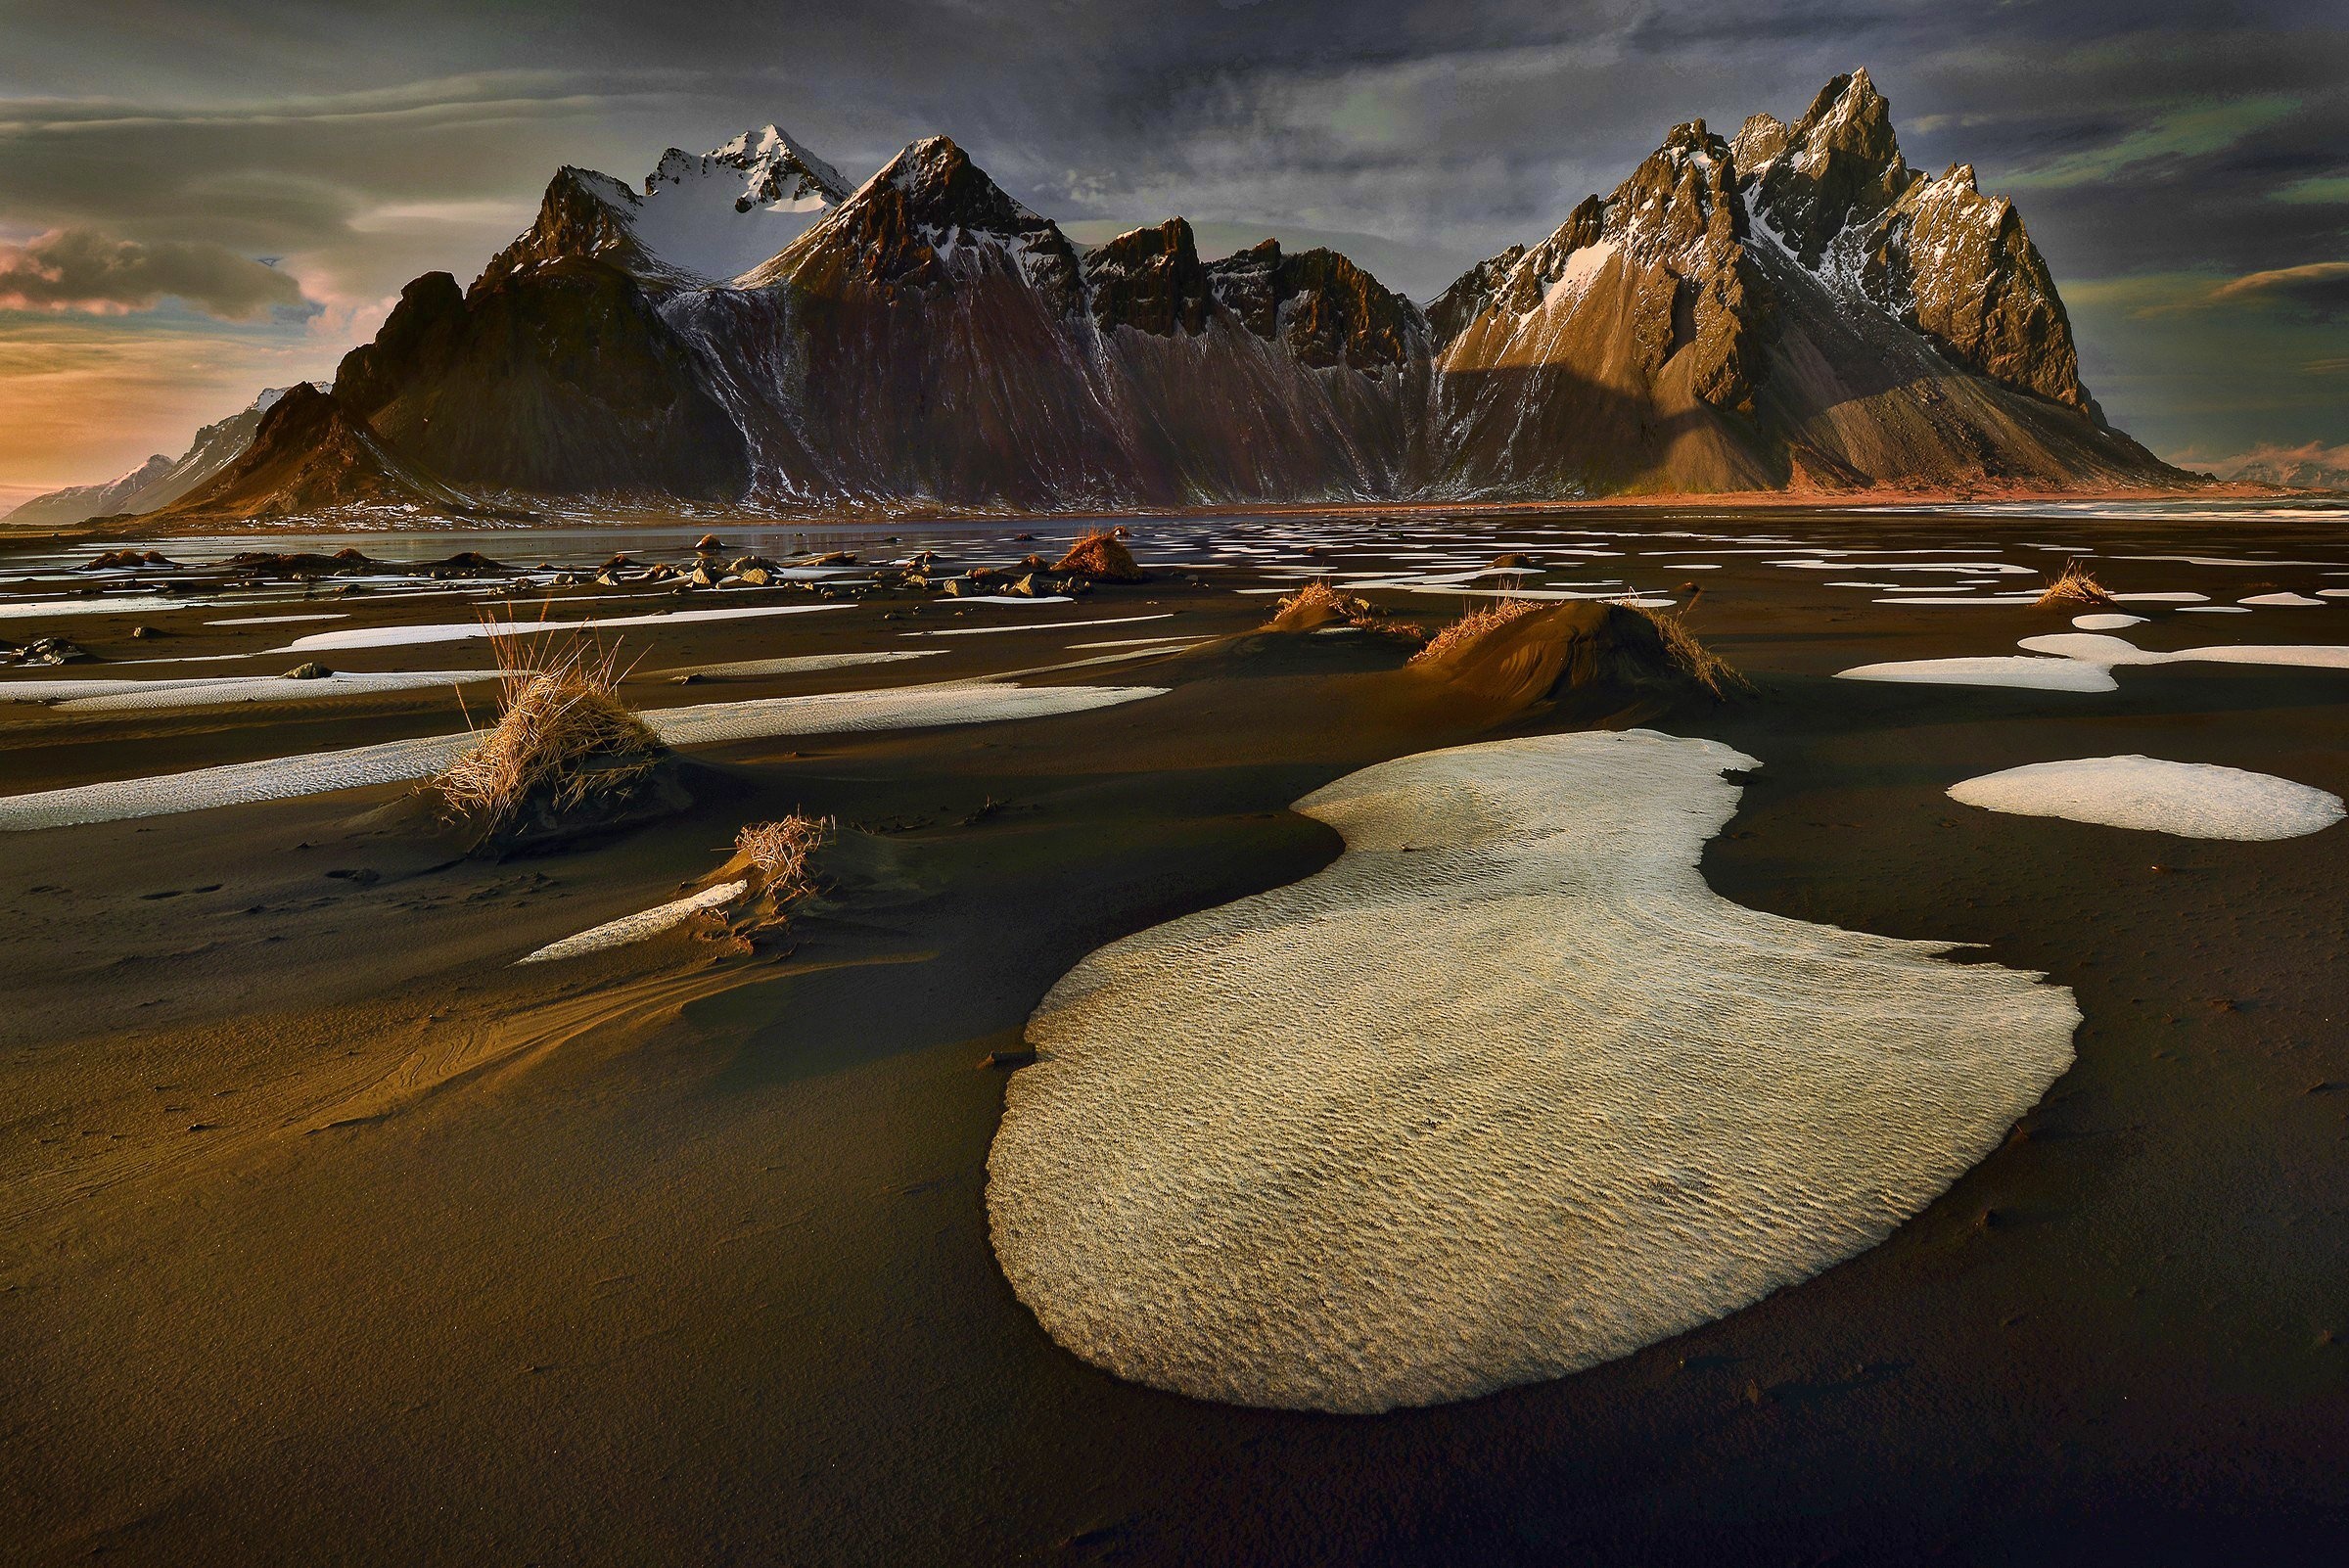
[[3, 503, 2346, 1563]]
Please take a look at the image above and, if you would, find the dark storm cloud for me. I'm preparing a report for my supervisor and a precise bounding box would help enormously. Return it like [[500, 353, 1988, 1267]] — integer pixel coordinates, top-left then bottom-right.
[[0, 0, 2343, 471], [0, 227, 313, 319]]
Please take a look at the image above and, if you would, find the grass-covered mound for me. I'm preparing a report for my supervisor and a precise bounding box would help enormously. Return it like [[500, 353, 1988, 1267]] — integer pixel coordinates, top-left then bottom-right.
[[432, 627, 686, 853], [1405, 599, 1745, 718]]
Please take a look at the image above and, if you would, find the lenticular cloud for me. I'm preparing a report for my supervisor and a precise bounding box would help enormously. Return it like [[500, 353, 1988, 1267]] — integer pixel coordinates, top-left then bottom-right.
[[987, 730, 2080, 1413]]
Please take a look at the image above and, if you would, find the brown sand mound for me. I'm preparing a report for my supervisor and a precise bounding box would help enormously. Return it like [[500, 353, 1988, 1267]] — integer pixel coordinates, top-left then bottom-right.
[[1267, 580, 1423, 641], [1053, 529, 1147, 583], [432, 629, 686, 854], [1405, 600, 1740, 717]]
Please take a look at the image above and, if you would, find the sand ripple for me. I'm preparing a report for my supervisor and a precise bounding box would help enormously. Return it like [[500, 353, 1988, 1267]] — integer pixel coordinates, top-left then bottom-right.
[[988, 729, 2079, 1412]]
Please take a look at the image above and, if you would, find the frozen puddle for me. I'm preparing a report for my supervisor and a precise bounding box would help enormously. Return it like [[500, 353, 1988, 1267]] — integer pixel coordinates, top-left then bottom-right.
[[518, 881, 749, 965], [0, 681, 1165, 831], [987, 730, 2078, 1413], [1951, 757, 2343, 841], [1836, 656, 2117, 693], [2071, 614, 2146, 630]]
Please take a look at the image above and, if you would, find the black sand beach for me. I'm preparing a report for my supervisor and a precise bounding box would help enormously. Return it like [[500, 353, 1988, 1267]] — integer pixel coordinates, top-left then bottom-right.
[[3, 502, 2346, 1564]]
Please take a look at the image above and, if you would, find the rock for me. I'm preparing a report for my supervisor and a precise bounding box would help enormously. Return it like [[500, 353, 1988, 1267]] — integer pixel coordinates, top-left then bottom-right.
[[736, 566, 773, 586], [1086, 218, 1212, 336], [1205, 238, 1419, 371], [1490, 552, 1537, 569], [981, 1046, 1039, 1071], [283, 662, 333, 679], [420, 550, 509, 578], [1008, 574, 1041, 597], [694, 533, 725, 553], [940, 578, 970, 596], [3, 636, 92, 667], [129, 624, 162, 639]]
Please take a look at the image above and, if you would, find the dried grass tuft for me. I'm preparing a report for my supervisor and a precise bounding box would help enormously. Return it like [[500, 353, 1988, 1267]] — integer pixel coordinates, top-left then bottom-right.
[[1409, 598, 1543, 665], [2036, 560, 2114, 608], [436, 622, 660, 828], [1269, 579, 1424, 641], [735, 813, 830, 899], [1053, 528, 1147, 582], [1618, 600, 1751, 699], [719, 811, 835, 938]]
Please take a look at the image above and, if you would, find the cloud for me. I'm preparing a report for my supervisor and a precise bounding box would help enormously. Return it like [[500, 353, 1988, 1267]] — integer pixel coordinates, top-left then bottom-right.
[[2207, 260, 2349, 319], [2000, 93, 2304, 189], [0, 228, 315, 320]]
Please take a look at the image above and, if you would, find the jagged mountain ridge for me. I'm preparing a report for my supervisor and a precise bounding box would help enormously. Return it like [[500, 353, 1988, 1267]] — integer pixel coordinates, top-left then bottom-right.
[[149, 71, 2179, 523]]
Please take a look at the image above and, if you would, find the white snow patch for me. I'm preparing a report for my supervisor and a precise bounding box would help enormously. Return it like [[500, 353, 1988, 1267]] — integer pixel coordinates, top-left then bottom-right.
[[1837, 657, 2116, 693], [2240, 592, 2326, 607], [0, 681, 1165, 832], [279, 602, 847, 652], [988, 730, 2078, 1413], [1950, 757, 2343, 841], [517, 881, 750, 965], [2071, 614, 2146, 630], [2016, 632, 2349, 673]]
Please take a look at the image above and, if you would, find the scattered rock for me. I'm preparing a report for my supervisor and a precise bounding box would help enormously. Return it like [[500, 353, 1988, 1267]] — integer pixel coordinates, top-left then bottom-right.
[[3, 636, 91, 667], [82, 548, 178, 571]]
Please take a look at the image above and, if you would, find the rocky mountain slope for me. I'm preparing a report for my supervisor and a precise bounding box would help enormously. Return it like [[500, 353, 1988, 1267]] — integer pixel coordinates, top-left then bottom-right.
[[156, 383, 500, 522], [144, 73, 2183, 523], [5, 387, 298, 527]]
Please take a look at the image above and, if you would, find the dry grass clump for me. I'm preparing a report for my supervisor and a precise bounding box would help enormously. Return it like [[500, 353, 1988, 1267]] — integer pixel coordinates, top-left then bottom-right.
[[735, 814, 830, 899], [717, 811, 835, 938], [1054, 527, 1148, 582], [437, 624, 660, 827], [1268, 579, 1423, 640], [1409, 598, 1543, 665], [1273, 578, 1356, 621], [2036, 560, 2114, 608], [1619, 600, 1751, 698]]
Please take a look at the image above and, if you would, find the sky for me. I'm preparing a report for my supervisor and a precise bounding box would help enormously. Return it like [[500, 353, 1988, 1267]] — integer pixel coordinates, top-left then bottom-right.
[[1, 0, 2343, 508]]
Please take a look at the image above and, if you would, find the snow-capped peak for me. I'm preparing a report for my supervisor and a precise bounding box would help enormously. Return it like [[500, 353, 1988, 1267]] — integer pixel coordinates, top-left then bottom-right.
[[630, 125, 857, 282]]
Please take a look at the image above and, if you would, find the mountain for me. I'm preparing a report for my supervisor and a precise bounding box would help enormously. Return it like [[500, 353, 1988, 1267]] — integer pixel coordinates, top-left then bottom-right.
[[4, 387, 299, 527], [207, 75, 2183, 521], [1426, 71, 2163, 494], [2205, 443, 2349, 492], [152, 383, 497, 522]]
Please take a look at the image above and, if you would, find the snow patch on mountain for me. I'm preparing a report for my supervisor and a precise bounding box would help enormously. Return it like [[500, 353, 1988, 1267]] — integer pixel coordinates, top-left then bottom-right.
[[632, 125, 853, 282]]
